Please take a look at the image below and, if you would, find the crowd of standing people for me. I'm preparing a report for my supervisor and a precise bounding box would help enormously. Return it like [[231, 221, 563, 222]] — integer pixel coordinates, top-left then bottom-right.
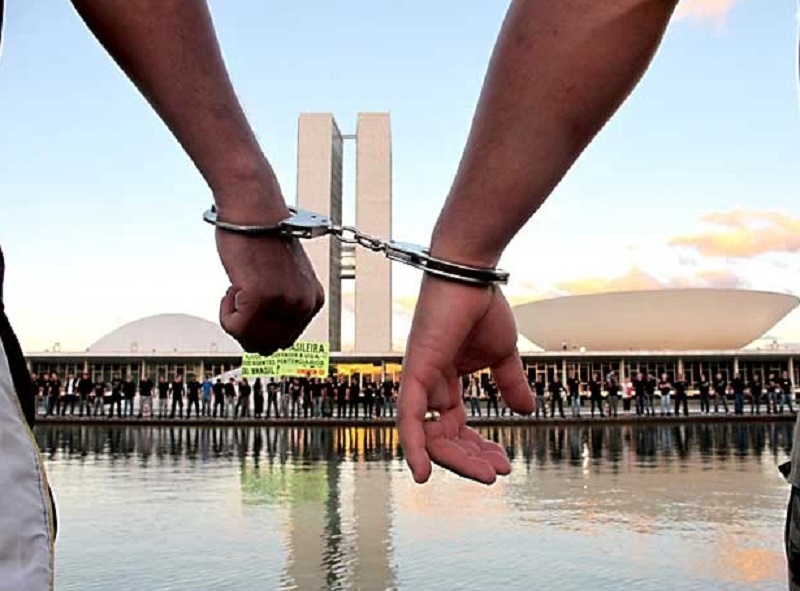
[[463, 370, 798, 419], [31, 371, 400, 420], [32, 369, 799, 422]]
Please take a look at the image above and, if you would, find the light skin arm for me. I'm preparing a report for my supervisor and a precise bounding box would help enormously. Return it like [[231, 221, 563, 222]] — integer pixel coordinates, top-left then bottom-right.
[[69, 0, 323, 355], [399, 0, 680, 485]]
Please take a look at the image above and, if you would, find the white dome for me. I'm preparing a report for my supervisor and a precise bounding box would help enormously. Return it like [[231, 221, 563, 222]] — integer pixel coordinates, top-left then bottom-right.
[[512, 289, 799, 351], [88, 314, 243, 354]]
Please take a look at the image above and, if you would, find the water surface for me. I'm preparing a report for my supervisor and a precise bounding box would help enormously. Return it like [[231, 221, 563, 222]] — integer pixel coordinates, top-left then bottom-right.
[[37, 422, 795, 591]]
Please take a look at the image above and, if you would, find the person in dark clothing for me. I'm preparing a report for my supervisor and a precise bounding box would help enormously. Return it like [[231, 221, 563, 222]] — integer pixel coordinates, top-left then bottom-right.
[[237, 377, 251, 418], [566, 371, 581, 418], [373, 380, 385, 418], [212, 378, 225, 418], [731, 372, 746, 415], [92, 377, 106, 416], [750, 374, 763, 415], [697, 375, 711, 415], [36, 373, 49, 416], [336, 378, 348, 419], [46, 372, 61, 417], [186, 376, 202, 418], [77, 371, 94, 417], [632, 373, 646, 417], [170, 375, 185, 419], [548, 377, 565, 419], [266, 378, 279, 418], [487, 379, 501, 417], [108, 375, 123, 419], [138, 374, 154, 418], [606, 377, 621, 418], [309, 378, 322, 417], [253, 377, 264, 418], [673, 374, 689, 418], [767, 373, 779, 415], [382, 379, 395, 418], [122, 374, 137, 417], [224, 378, 237, 417], [363, 380, 375, 418], [289, 378, 302, 419], [157, 376, 170, 419], [323, 377, 336, 417], [781, 371, 796, 414], [713, 372, 729, 414], [589, 372, 605, 418], [296, 378, 307, 418], [644, 374, 657, 417], [301, 378, 313, 418], [349, 378, 361, 419], [532, 377, 546, 419]]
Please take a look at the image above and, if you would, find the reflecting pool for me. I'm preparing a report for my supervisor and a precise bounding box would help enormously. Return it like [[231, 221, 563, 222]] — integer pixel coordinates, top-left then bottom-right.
[[37, 422, 795, 590]]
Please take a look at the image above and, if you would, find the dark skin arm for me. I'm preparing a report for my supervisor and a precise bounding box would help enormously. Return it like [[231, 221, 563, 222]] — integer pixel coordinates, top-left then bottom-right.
[[69, 0, 323, 355]]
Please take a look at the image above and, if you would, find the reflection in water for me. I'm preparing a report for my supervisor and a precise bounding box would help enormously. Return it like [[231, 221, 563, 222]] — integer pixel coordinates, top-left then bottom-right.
[[36, 422, 795, 468], [37, 422, 795, 591]]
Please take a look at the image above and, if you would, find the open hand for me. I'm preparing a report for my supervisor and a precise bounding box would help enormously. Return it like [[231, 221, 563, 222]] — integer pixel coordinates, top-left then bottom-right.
[[398, 275, 534, 485]]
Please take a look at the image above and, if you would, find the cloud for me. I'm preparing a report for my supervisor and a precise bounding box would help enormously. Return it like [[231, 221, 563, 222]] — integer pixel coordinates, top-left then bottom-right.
[[499, 265, 746, 309], [675, 0, 742, 26], [555, 267, 664, 295], [668, 268, 746, 289], [669, 209, 800, 258], [545, 265, 746, 298]]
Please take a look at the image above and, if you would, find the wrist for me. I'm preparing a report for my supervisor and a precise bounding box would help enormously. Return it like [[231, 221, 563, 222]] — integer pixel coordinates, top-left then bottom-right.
[[429, 217, 503, 269], [212, 167, 290, 226]]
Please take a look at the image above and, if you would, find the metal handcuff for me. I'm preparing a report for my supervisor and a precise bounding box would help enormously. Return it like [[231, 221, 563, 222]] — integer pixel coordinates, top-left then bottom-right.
[[203, 206, 509, 287]]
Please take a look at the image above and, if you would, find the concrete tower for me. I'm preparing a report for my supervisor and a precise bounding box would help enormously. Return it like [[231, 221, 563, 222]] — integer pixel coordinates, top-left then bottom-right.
[[354, 113, 393, 353], [296, 114, 344, 351]]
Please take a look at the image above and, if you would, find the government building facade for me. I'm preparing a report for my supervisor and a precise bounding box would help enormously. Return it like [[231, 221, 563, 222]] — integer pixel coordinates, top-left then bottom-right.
[[22, 114, 800, 392], [24, 291, 800, 394]]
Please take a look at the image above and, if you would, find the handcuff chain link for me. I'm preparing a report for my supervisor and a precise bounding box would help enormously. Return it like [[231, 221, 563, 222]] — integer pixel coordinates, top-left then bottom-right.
[[203, 205, 509, 285], [330, 225, 386, 253]]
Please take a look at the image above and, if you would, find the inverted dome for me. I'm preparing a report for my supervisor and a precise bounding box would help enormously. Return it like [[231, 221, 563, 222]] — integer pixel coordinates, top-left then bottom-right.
[[512, 289, 799, 351], [88, 314, 242, 354]]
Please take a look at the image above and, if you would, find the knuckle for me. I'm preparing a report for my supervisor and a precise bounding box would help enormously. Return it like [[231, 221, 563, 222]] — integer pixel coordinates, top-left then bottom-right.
[[281, 291, 317, 315], [315, 287, 326, 312]]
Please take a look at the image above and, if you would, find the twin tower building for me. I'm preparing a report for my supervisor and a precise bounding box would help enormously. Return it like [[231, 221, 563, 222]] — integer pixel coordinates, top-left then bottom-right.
[[296, 113, 393, 353]]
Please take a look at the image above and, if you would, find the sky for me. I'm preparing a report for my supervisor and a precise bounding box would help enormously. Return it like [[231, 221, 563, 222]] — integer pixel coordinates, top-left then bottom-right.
[[1, 0, 799, 353]]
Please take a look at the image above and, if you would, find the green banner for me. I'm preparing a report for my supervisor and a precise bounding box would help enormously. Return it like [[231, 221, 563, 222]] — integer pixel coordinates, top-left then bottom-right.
[[241, 341, 330, 378]]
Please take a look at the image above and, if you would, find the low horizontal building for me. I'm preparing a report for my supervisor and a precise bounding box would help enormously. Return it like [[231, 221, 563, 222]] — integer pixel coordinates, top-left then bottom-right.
[[24, 299, 800, 389], [512, 288, 799, 352], [25, 313, 404, 383]]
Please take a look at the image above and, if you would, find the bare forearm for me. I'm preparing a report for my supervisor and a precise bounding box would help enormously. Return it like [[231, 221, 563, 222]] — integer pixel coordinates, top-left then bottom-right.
[[432, 0, 679, 267], [70, 0, 286, 222]]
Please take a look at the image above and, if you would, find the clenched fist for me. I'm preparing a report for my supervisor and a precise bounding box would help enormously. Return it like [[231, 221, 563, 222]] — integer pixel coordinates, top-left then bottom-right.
[[214, 207, 324, 355]]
